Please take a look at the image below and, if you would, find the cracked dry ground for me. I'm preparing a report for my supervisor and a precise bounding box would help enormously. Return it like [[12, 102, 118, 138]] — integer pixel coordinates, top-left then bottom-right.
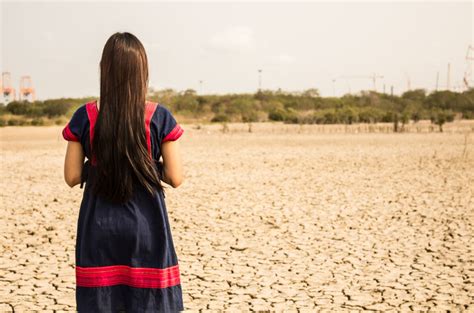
[[1, 125, 473, 312]]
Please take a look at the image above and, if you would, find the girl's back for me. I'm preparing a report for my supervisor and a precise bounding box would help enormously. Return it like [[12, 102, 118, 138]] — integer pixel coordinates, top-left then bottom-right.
[[63, 33, 185, 312]]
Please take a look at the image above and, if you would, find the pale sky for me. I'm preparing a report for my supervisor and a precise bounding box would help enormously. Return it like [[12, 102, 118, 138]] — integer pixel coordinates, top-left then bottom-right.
[[1, 1, 473, 100]]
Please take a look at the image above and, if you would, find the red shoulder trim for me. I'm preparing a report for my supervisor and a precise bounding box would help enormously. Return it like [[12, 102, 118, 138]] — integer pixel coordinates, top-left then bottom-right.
[[86, 100, 158, 163], [62, 122, 79, 141], [85, 100, 99, 165], [163, 124, 184, 143], [145, 101, 159, 158], [76, 264, 181, 288]]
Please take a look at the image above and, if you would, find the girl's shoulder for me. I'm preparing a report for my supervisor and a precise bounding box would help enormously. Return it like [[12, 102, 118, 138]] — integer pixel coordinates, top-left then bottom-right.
[[62, 101, 94, 142], [150, 102, 184, 143], [151, 102, 173, 119]]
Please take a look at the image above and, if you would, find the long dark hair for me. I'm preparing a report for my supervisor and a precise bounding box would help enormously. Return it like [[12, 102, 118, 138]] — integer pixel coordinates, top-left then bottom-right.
[[91, 32, 163, 204]]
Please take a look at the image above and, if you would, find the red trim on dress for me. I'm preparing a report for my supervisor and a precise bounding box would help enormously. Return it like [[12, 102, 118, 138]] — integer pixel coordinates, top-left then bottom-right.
[[85, 100, 164, 164], [85, 101, 99, 165], [145, 101, 159, 158], [62, 123, 79, 141], [76, 264, 181, 288], [163, 124, 184, 143]]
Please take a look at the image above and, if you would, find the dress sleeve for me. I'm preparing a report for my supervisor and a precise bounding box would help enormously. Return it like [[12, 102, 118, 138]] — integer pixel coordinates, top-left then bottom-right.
[[62, 105, 87, 142], [158, 105, 184, 143]]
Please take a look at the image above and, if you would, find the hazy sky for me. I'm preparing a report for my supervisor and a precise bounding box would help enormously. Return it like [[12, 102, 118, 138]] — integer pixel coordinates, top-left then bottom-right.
[[1, 1, 473, 100]]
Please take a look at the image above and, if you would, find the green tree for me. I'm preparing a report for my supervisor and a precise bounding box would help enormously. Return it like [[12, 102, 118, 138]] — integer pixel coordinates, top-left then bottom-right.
[[430, 109, 455, 132], [302, 88, 320, 98], [6, 101, 31, 115], [425, 91, 457, 110], [268, 108, 287, 121], [402, 89, 426, 102], [42, 101, 72, 117]]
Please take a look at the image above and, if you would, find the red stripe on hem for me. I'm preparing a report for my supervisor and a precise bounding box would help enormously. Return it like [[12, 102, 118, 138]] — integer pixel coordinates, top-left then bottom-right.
[[62, 123, 79, 141], [76, 264, 181, 288], [162, 124, 184, 143], [76, 264, 180, 274], [76, 278, 181, 289]]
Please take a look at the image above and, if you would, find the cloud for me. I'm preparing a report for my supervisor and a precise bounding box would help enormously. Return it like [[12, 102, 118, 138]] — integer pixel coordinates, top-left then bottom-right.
[[208, 26, 255, 53]]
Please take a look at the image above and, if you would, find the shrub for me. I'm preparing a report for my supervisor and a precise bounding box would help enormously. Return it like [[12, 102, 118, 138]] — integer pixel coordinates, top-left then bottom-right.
[[211, 114, 230, 123], [175, 95, 199, 112], [7, 118, 30, 126], [311, 109, 349, 124], [6, 101, 31, 115], [242, 110, 259, 123], [283, 108, 299, 124], [27, 105, 45, 117], [42, 102, 72, 117], [31, 118, 45, 126], [358, 107, 384, 123], [463, 111, 474, 119], [337, 107, 358, 124], [230, 98, 254, 115], [401, 111, 410, 124], [382, 111, 394, 123], [261, 100, 284, 112], [411, 111, 421, 122], [268, 108, 287, 121], [297, 114, 316, 124], [402, 89, 426, 102], [430, 109, 455, 132]]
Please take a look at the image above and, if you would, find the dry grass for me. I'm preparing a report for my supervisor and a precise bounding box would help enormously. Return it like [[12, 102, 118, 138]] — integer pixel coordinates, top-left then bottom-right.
[[0, 121, 473, 311]]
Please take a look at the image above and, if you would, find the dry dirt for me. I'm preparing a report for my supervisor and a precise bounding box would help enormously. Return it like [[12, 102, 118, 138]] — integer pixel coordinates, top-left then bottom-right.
[[1, 122, 473, 312]]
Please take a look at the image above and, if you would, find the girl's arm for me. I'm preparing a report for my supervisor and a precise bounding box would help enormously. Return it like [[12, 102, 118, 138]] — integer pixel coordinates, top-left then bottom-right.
[[64, 141, 85, 187], [160, 140, 184, 188]]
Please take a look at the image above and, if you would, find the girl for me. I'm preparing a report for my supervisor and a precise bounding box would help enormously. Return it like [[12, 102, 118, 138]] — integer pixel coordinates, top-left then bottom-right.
[[62, 32, 185, 312]]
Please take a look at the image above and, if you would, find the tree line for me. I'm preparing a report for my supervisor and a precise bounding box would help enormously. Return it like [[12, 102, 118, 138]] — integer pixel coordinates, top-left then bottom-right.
[[1, 88, 473, 131]]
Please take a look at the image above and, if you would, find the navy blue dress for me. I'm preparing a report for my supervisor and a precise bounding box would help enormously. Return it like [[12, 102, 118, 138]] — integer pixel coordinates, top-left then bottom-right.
[[62, 100, 184, 312]]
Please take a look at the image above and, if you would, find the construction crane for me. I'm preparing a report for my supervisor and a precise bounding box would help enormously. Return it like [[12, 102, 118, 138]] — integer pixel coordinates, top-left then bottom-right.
[[463, 45, 474, 90], [19, 76, 36, 102], [1, 72, 16, 103], [332, 73, 384, 94]]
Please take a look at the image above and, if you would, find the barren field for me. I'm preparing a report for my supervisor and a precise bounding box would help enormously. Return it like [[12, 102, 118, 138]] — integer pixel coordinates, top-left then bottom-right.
[[1, 122, 473, 312]]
